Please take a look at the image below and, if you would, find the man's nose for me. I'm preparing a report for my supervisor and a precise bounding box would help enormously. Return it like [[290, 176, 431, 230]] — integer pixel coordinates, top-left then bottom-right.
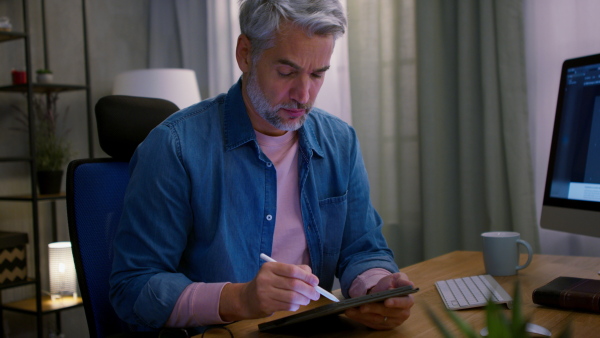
[[290, 76, 310, 104]]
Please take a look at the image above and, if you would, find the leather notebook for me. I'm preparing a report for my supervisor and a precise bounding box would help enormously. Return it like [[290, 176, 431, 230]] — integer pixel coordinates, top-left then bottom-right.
[[532, 276, 600, 313], [258, 285, 419, 332]]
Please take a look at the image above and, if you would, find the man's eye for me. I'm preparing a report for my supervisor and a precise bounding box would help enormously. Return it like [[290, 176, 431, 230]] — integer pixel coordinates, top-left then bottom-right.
[[278, 71, 293, 77], [311, 73, 323, 79]]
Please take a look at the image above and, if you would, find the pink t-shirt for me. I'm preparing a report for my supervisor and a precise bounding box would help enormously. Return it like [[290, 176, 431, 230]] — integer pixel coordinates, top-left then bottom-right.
[[165, 130, 390, 327]]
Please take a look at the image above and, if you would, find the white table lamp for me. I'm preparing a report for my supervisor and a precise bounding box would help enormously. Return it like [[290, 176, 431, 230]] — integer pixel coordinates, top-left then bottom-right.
[[112, 68, 201, 109], [48, 242, 78, 300]]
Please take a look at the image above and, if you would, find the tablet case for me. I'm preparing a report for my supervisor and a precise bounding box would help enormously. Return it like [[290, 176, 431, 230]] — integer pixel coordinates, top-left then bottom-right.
[[258, 285, 419, 332]]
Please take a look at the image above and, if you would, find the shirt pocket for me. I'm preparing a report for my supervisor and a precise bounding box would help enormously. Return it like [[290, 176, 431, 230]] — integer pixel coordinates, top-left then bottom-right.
[[318, 191, 348, 255]]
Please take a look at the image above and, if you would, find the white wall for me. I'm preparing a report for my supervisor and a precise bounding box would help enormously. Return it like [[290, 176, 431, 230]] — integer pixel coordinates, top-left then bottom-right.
[[525, 0, 600, 257]]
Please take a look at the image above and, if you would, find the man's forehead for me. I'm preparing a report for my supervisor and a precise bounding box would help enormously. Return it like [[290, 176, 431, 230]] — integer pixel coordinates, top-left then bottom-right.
[[261, 33, 334, 71]]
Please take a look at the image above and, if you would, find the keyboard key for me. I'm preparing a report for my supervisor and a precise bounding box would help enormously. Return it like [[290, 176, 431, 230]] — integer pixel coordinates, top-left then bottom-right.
[[463, 277, 486, 303], [447, 279, 469, 307], [454, 278, 477, 305], [478, 275, 503, 301]]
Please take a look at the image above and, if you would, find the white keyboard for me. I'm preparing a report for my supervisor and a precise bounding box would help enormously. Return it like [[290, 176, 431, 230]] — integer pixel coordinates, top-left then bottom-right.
[[435, 274, 512, 310]]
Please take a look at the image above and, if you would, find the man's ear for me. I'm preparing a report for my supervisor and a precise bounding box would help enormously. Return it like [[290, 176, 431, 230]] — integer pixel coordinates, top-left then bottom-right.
[[236, 34, 252, 73]]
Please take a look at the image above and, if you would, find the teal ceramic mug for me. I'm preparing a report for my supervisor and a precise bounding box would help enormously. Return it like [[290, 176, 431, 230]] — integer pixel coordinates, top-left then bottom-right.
[[481, 231, 533, 276]]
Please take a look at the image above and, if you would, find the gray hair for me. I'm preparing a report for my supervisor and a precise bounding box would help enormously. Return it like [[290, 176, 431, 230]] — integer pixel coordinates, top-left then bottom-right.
[[239, 0, 347, 61]]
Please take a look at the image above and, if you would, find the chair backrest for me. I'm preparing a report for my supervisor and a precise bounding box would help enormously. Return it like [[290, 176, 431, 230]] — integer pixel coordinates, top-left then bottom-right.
[[95, 95, 179, 161], [67, 159, 130, 337], [66, 95, 179, 337]]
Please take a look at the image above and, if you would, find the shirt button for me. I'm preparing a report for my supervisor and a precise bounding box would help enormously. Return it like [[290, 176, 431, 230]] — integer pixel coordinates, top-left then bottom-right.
[[266, 214, 273, 221], [266, 162, 273, 167]]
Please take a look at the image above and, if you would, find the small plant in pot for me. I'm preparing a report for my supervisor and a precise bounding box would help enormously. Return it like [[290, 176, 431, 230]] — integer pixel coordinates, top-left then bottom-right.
[[34, 118, 71, 194], [11, 93, 73, 194], [36, 69, 53, 84]]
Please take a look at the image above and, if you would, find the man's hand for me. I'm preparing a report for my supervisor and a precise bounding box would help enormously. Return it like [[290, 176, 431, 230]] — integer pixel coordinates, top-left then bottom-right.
[[219, 261, 320, 322], [344, 272, 415, 330]]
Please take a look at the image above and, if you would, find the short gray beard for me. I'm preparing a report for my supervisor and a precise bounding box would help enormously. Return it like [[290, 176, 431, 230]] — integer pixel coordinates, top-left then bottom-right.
[[246, 68, 311, 132]]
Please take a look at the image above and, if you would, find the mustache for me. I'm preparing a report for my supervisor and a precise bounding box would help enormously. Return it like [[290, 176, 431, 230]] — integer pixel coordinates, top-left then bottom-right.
[[278, 101, 311, 110]]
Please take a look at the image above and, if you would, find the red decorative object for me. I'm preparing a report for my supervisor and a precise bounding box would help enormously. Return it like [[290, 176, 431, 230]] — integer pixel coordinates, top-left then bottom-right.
[[11, 70, 27, 85]]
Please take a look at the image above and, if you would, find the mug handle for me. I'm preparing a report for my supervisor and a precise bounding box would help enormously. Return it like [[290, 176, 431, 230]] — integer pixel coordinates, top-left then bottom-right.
[[515, 239, 533, 271]]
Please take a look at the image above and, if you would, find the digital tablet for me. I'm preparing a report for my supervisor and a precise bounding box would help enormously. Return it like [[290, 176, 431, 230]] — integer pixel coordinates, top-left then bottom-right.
[[258, 285, 419, 332]]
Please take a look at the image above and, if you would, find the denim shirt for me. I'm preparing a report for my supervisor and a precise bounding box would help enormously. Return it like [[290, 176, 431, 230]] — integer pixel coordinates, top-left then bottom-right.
[[109, 79, 398, 329]]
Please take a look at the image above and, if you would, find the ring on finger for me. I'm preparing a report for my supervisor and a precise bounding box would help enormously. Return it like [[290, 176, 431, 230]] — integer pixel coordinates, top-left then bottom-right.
[[383, 316, 388, 323]]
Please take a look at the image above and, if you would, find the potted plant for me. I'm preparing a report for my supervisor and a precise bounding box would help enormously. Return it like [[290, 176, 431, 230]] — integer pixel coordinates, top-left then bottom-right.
[[34, 120, 71, 194], [11, 93, 73, 194], [36, 69, 53, 84]]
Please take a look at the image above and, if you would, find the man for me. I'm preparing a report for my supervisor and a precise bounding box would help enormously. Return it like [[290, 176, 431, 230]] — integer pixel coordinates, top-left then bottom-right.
[[110, 0, 414, 333]]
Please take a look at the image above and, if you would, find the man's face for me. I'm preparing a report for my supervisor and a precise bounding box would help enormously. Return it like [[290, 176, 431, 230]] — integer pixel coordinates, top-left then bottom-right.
[[246, 63, 309, 132], [241, 23, 335, 136]]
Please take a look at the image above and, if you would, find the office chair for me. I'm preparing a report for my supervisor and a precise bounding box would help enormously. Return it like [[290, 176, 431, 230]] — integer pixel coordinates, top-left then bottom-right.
[[66, 95, 178, 338]]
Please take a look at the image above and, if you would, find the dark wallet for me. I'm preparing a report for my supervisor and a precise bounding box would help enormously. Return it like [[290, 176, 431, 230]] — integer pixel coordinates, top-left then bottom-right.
[[532, 276, 600, 313]]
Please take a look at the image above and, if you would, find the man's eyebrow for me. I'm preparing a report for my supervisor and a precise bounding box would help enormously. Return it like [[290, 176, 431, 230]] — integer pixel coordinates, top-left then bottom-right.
[[315, 65, 331, 73], [277, 59, 330, 73]]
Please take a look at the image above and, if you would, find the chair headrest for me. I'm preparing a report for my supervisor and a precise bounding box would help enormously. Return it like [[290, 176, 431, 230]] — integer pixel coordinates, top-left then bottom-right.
[[95, 95, 179, 161]]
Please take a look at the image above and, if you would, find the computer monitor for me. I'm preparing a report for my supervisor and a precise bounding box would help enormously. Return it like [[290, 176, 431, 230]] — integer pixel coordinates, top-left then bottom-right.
[[541, 53, 600, 238]]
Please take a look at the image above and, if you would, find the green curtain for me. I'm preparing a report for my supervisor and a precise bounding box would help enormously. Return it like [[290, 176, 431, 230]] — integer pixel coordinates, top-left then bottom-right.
[[347, 0, 538, 267]]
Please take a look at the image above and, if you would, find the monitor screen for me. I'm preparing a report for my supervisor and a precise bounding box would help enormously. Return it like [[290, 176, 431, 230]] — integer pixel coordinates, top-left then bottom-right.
[[541, 53, 600, 238]]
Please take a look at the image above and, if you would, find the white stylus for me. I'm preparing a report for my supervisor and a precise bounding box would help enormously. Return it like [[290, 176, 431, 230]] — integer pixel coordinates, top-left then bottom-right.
[[259, 253, 340, 302]]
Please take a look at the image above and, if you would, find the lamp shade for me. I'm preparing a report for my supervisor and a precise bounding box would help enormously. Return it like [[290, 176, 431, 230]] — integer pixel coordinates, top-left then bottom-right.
[[48, 242, 77, 298], [112, 68, 201, 109]]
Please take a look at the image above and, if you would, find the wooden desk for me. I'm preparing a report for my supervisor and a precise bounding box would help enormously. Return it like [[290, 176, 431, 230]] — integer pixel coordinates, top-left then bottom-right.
[[197, 251, 600, 337]]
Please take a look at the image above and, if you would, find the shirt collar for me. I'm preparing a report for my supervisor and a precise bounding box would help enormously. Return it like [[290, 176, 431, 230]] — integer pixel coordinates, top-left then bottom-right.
[[223, 78, 257, 152], [223, 77, 324, 159]]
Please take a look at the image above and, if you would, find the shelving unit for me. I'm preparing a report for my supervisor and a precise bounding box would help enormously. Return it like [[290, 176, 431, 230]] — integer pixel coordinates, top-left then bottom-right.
[[0, 0, 92, 337], [0, 83, 87, 94]]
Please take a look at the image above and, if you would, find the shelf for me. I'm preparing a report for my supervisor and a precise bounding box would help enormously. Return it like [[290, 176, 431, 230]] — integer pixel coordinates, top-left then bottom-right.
[[0, 83, 87, 94], [0, 157, 31, 163], [0, 278, 35, 291], [1, 0, 93, 336], [2, 295, 83, 315], [0, 192, 65, 202], [0, 31, 27, 43]]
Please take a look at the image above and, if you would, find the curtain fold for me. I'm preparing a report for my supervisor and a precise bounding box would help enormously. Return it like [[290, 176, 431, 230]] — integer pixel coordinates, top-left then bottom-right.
[[148, 0, 208, 97], [314, 0, 353, 124], [348, 0, 538, 267], [147, 0, 240, 99], [206, 0, 241, 98]]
